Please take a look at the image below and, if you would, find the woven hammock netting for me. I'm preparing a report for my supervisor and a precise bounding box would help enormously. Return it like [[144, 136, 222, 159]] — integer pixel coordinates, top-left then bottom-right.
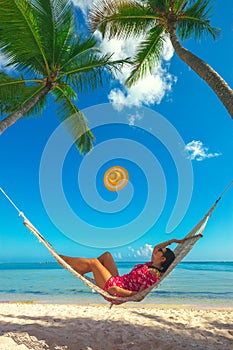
[[23, 203, 211, 304], [0, 181, 232, 305]]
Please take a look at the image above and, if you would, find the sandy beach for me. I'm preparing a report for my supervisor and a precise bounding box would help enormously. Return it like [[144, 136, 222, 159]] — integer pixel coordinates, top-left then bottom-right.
[[0, 303, 232, 350]]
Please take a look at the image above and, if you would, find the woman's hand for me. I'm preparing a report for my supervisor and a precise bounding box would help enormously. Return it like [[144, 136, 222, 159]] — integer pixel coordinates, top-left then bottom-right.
[[153, 237, 187, 252], [107, 286, 117, 295], [173, 238, 186, 244], [134, 286, 145, 302]]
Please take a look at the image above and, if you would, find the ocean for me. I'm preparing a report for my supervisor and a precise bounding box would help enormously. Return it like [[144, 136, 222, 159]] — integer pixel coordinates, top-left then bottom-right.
[[0, 262, 232, 306]]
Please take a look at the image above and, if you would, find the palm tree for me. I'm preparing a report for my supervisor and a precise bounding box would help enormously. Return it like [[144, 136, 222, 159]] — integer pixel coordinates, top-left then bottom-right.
[[89, 0, 233, 119], [0, 0, 126, 154]]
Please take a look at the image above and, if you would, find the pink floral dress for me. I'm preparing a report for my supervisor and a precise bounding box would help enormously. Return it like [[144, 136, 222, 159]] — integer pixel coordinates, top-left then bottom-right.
[[103, 262, 160, 304]]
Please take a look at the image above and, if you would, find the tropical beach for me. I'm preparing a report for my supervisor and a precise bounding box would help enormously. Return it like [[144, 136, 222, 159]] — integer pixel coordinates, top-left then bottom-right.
[[0, 303, 233, 350], [0, 262, 233, 349]]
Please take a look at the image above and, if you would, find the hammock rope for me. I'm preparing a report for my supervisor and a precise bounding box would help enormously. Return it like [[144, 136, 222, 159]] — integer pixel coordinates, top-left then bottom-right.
[[0, 181, 232, 304]]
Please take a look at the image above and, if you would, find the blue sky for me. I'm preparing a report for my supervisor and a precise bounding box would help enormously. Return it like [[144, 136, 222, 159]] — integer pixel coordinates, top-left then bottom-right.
[[0, 0, 232, 263]]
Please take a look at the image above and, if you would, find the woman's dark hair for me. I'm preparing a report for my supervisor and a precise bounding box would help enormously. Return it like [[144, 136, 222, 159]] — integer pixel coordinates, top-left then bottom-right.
[[161, 248, 175, 272]]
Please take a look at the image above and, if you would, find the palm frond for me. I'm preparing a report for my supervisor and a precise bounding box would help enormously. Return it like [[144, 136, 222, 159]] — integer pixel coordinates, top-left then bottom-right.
[[0, 71, 44, 115], [0, 72, 23, 114], [0, 72, 24, 107], [172, 0, 191, 14], [59, 36, 97, 71], [177, 0, 221, 40], [22, 87, 48, 118], [148, 0, 171, 14], [2, 88, 47, 118], [59, 53, 129, 93], [0, 0, 49, 75], [89, 0, 157, 39], [31, 0, 75, 68], [52, 86, 94, 154], [126, 24, 166, 87]]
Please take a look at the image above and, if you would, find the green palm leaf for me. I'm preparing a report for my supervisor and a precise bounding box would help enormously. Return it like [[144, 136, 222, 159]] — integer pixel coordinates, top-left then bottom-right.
[[148, 0, 171, 13], [59, 36, 98, 71], [0, 72, 25, 111], [4, 86, 47, 117], [20, 86, 48, 118], [0, 0, 129, 149], [89, 0, 157, 39], [0, 72, 44, 115], [53, 86, 94, 154], [0, 0, 49, 75], [126, 24, 166, 86], [31, 0, 75, 69], [60, 52, 129, 93], [177, 0, 221, 40], [90, 0, 233, 119]]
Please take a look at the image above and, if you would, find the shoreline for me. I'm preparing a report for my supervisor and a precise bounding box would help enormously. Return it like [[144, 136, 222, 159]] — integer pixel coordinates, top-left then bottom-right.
[[1, 295, 233, 308], [1, 300, 233, 309], [0, 302, 232, 350]]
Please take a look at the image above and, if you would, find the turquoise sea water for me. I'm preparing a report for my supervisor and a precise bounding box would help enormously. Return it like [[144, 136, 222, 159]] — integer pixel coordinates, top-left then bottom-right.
[[0, 262, 232, 306]]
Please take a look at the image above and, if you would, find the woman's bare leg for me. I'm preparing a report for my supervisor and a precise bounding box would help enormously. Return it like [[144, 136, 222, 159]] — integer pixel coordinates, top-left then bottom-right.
[[60, 251, 119, 276], [97, 252, 119, 276], [60, 255, 112, 289], [59, 255, 92, 275], [89, 258, 112, 289]]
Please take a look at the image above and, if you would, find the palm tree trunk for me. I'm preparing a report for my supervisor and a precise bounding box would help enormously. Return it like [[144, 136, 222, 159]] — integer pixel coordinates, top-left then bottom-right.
[[0, 85, 52, 134], [168, 24, 233, 119]]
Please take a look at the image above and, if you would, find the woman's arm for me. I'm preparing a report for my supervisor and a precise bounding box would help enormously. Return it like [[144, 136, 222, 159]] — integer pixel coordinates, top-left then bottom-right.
[[153, 238, 186, 252], [107, 286, 140, 297]]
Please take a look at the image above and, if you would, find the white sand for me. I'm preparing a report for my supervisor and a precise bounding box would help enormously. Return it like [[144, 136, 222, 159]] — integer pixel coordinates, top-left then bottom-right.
[[0, 303, 232, 350]]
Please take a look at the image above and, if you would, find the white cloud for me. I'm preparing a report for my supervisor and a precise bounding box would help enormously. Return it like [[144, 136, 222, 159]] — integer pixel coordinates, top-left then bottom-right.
[[128, 244, 153, 259], [114, 252, 123, 260], [0, 51, 9, 70], [184, 140, 222, 161], [98, 34, 175, 111], [71, 0, 176, 110], [0, 51, 17, 73], [127, 111, 143, 126], [108, 70, 175, 111], [72, 0, 94, 15]]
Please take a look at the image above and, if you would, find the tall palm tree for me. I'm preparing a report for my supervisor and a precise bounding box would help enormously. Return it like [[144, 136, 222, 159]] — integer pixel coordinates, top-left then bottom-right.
[[89, 0, 233, 119], [0, 0, 126, 154]]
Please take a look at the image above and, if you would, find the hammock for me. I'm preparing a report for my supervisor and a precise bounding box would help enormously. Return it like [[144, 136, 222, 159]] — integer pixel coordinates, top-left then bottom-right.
[[0, 181, 232, 305]]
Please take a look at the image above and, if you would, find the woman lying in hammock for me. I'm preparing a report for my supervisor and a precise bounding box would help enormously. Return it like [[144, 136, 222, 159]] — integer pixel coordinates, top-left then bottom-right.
[[60, 238, 185, 303]]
